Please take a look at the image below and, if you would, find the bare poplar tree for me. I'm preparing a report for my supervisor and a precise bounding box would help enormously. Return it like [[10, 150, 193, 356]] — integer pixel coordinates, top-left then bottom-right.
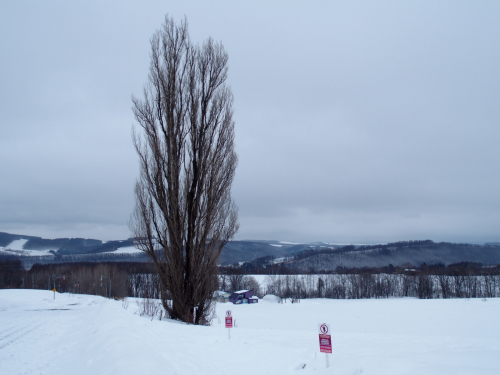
[[130, 16, 238, 325]]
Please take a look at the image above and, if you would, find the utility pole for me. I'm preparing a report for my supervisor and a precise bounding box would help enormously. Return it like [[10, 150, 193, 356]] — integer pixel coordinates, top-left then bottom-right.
[[101, 275, 111, 299]]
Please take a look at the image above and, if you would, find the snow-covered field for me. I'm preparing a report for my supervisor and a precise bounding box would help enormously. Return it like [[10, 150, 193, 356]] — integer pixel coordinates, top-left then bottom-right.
[[1, 290, 499, 375], [0, 239, 55, 257], [4, 239, 30, 250], [103, 246, 142, 255]]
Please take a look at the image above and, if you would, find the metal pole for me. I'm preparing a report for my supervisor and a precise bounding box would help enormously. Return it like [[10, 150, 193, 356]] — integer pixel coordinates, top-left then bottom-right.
[[53, 275, 63, 300], [101, 275, 111, 299], [325, 353, 329, 368]]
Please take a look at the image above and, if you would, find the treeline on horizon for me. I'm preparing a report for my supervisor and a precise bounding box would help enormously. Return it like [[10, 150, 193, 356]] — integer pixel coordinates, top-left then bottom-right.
[[2, 256, 500, 301], [292, 239, 438, 260], [0, 251, 151, 270], [225, 257, 500, 278], [0, 258, 156, 298]]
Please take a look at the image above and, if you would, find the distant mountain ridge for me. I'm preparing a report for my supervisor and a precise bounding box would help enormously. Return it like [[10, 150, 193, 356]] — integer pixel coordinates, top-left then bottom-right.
[[218, 240, 335, 264], [275, 240, 500, 271], [2, 232, 500, 270], [0, 232, 134, 255], [0, 231, 328, 265]]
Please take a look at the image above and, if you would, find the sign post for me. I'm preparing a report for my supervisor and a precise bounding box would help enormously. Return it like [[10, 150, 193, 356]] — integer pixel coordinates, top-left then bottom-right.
[[225, 310, 233, 339], [53, 274, 65, 300], [318, 323, 332, 368]]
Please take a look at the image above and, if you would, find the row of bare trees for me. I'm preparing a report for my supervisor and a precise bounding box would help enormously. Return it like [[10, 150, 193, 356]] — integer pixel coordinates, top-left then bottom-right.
[[1, 259, 182, 302], [262, 273, 500, 299], [0, 260, 158, 298], [128, 272, 500, 301], [4, 256, 499, 301], [129, 273, 161, 299], [0, 257, 24, 289], [25, 262, 130, 298]]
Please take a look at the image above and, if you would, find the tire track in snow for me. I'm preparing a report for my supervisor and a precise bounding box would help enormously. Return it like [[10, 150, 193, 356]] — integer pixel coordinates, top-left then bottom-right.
[[0, 324, 31, 341], [0, 312, 51, 351], [0, 322, 45, 350]]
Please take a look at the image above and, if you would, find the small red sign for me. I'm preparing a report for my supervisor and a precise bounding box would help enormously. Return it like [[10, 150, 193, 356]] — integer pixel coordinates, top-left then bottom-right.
[[319, 334, 332, 353], [318, 323, 332, 353], [225, 316, 233, 328]]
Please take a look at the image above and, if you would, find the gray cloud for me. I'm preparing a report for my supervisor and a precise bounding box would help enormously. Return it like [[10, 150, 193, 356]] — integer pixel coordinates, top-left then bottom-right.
[[1, 1, 499, 243]]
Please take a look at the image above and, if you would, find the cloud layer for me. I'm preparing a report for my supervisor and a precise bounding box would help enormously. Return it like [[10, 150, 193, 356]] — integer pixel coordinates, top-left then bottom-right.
[[1, 1, 499, 243]]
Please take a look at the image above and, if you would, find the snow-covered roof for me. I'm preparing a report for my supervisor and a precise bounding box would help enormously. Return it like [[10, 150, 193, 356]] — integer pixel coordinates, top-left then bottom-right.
[[233, 290, 250, 294]]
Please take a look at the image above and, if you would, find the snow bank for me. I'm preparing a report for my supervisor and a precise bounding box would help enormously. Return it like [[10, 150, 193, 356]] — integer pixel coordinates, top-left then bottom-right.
[[1, 290, 500, 374], [262, 294, 281, 303]]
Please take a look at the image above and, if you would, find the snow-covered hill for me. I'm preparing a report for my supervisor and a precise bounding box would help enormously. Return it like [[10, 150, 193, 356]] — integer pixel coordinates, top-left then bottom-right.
[[0, 238, 55, 257], [1, 290, 499, 374], [3, 230, 500, 269]]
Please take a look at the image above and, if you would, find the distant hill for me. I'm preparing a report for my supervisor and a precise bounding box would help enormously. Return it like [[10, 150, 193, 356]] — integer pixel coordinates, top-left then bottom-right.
[[0, 231, 327, 266], [278, 241, 500, 271], [218, 241, 332, 265], [2, 232, 500, 270], [0, 232, 39, 247], [0, 232, 135, 255]]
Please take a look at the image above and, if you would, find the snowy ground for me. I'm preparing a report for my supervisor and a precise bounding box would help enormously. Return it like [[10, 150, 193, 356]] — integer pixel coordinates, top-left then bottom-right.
[[1, 290, 499, 375], [103, 246, 142, 255], [3, 239, 30, 250], [0, 239, 55, 257]]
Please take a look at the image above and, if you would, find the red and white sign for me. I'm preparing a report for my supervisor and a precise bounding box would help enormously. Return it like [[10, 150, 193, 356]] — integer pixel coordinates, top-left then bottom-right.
[[318, 323, 332, 354], [225, 310, 233, 328]]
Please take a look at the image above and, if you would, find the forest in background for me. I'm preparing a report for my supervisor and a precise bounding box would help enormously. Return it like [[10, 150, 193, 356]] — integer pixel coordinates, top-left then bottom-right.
[[2, 256, 500, 301]]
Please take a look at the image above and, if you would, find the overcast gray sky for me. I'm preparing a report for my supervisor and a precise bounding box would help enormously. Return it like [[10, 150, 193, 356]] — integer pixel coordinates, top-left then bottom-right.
[[1, 1, 499, 244]]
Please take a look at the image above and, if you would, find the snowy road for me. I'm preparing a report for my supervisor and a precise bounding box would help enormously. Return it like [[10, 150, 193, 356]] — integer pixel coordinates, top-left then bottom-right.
[[1, 290, 499, 374]]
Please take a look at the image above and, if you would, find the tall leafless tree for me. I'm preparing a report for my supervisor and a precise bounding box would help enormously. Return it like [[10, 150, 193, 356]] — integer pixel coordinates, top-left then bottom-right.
[[130, 16, 238, 325]]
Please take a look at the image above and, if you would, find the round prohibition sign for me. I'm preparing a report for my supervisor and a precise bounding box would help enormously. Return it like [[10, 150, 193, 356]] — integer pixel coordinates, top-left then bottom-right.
[[320, 323, 329, 334], [226, 310, 232, 317]]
